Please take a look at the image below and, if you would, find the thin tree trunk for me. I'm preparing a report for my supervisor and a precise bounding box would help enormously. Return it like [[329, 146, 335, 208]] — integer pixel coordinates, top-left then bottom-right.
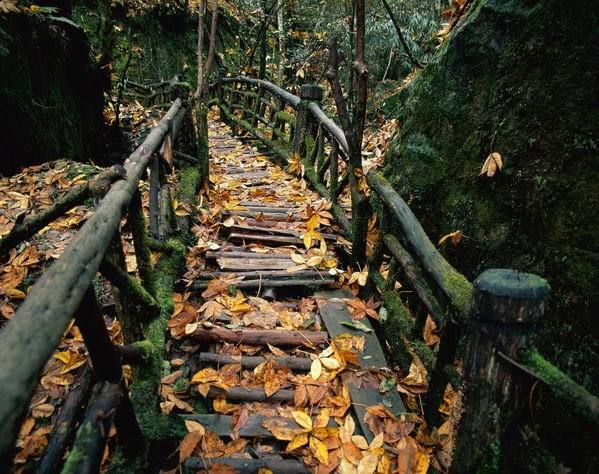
[[259, 0, 268, 79], [277, 0, 285, 85], [203, 0, 219, 97], [196, 0, 206, 97], [380, 0, 422, 68]]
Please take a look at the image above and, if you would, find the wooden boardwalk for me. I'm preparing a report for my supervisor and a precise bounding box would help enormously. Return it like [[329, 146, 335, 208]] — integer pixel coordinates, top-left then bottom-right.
[[170, 117, 405, 472]]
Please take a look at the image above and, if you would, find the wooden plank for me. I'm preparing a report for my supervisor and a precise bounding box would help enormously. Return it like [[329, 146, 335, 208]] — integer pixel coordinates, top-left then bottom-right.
[[216, 257, 293, 270], [198, 353, 312, 370], [207, 386, 295, 402], [207, 250, 292, 260], [224, 224, 337, 241], [194, 277, 335, 289], [189, 327, 329, 347], [181, 414, 336, 437], [193, 269, 326, 280], [315, 290, 406, 442], [221, 210, 300, 220], [229, 233, 303, 246], [185, 457, 308, 474]]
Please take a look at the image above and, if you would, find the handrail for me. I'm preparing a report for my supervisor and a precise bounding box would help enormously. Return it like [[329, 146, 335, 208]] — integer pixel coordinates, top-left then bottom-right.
[[0, 99, 183, 465], [366, 169, 472, 318], [221, 76, 301, 108]]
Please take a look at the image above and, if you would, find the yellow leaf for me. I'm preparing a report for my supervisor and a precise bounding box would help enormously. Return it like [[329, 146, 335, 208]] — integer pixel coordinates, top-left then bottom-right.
[[314, 408, 330, 428], [351, 435, 369, 450], [184, 420, 206, 434], [310, 358, 322, 381], [340, 458, 358, 474], [480, 152, 503, 177], [286, 433, 309, 451], [310, 435, 329, 464], [320, 357, 341, 370], [357, 453, 379, 474], [291, 411, 313, 431], [340, 415, 356, 443], [369, 432, 384, 450]]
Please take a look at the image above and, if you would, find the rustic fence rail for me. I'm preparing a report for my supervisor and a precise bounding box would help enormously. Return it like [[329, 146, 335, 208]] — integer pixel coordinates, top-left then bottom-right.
[[210, 75, 599, 470], [0, 89, 206, 470]]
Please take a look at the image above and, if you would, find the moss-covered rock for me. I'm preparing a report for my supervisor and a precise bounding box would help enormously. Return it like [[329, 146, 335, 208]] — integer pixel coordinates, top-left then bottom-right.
[[0, 13, 109, 175], [383, 0, 597, 469]]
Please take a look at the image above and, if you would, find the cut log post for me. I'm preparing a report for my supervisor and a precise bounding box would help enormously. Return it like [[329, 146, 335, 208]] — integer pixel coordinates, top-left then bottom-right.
[[189, 327, 328, 347], [198, 352, 312, 370], [292, 84, 323, 158], [452, 269, 551, 472], [0, 165, 125, 255], [328, 138, 340, 201], [37, 365, 95, 474], [148, 154, 161, 239], [60, 382, 121, 474], [206, 386, 295, 402], [128, 190, 156, 296], [158, 182, 172, 241]]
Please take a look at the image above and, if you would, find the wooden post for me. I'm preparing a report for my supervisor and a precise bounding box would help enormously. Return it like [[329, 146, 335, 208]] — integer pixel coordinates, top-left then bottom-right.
[[292, 84, 323, 159], [148, 154, 160, 239], [452, 269, 550, 472], [105, 234, 143, 343], [74, 286, 145, 455], [128, 190, 156, 296]]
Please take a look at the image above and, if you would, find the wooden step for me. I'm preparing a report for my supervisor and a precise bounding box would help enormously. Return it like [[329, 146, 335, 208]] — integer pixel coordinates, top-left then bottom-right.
[[216, 256, 293, 271], [193, 277, 335, 289], [188, 326, 328, 347], [198, 353, 312, 370], [181, 413, 335, 437], [206, 386, 295, 402], [185, 457, 308, 474], [223, 224, 337, 242], [206, 250, 293, 260]]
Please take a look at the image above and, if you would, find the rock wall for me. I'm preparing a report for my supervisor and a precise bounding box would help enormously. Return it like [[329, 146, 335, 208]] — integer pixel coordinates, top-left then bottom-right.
[[383, 0, 598, 469], [0, 14, 109, 175]]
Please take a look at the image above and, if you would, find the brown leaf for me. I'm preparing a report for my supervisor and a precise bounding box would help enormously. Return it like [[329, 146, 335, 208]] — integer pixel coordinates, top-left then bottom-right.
[[179, 430, 203, 462]]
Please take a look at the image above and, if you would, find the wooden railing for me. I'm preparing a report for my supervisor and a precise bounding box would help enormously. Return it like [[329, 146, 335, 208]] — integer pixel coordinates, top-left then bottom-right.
[[0, 92, 206, 470], [210, 76, 599, 470]]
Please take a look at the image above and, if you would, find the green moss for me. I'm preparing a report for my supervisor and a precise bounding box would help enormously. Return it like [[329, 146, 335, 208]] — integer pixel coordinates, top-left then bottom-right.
[[442, 271, 473, 321], [61, 422, 95, 474], [276, 110, 296, 125], [520, 348, 599, 425], [131, 340, 155, 361], [172, 377, 189, 392], [477, 439, 501, 474]]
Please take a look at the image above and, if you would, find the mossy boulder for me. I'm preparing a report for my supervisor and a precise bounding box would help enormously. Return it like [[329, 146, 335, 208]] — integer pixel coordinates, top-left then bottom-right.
[[383, 0, 597, 469], [0, 13, 109, 175]]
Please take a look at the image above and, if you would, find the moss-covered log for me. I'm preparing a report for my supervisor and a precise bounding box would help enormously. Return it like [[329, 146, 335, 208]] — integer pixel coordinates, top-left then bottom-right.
[[519, 348, 599, 426], [367, 170, 472, 319]]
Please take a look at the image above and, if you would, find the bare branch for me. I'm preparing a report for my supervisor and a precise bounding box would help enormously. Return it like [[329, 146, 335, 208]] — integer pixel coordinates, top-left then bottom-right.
[[380, 0, 422, 69], [326, 35, 352, 137]]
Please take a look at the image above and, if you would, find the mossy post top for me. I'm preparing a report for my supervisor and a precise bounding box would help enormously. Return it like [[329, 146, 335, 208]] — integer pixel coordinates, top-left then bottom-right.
[[299, 84, 323, 102], [472, 268, 551, 324]]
